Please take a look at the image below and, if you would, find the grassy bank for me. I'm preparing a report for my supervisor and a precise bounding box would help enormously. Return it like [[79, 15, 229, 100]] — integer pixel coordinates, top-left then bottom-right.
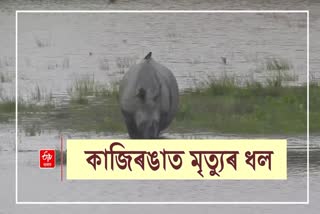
[[173, 77, 309, 134], [1, 75, 318, 135]]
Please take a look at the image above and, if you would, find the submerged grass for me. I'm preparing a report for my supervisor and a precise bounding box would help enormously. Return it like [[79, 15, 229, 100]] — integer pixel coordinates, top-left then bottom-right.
[[53, 76, 123, 133], [67, 75, 119, 104], [52, 96, 125, 133]]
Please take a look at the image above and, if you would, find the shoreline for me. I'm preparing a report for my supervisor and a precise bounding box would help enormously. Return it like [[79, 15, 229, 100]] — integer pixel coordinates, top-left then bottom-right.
[[1, 76, 318, 135]]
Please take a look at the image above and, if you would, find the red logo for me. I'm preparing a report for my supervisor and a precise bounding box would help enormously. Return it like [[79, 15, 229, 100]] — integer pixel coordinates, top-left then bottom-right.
[[39, 149, 55, 168]]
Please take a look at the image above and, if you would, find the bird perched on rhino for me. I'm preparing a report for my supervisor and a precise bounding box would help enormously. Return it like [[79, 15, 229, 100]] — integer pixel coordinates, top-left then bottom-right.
[[119, 52, 179, 139]]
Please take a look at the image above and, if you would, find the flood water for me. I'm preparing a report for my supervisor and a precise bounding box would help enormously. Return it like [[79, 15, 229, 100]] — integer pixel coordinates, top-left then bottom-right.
[[15, 12, 308, 102], [0, 0, 319, 213], [0, 123, 319, 206], [0, 0, 320, 101], [0, 122, 317, 200]]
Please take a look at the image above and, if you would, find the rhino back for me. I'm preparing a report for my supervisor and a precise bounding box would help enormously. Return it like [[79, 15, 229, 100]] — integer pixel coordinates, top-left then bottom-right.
[[119, 64, 139, 113]]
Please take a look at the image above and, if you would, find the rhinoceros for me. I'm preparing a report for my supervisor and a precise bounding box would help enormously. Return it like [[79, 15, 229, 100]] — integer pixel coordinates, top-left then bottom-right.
[[119, 52, 179, 139]]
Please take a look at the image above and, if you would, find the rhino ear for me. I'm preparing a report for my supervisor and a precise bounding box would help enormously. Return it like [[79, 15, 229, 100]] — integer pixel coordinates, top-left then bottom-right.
[[136, 87, 146, 101]]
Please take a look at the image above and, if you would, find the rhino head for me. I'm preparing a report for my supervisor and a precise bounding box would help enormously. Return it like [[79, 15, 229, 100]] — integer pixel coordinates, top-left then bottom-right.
[[134, 86, 161, 139]]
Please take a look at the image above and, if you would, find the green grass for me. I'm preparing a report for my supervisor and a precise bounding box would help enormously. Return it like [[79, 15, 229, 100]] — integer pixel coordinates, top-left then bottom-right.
[[310, 83, 320, 132], [51, 76, 315, 134], [0, 98, 55, 123], [1, 74, 318, 135], [0, 99, 15, 122], [171, 80, 308, 134], [0, 99, 15, 113]]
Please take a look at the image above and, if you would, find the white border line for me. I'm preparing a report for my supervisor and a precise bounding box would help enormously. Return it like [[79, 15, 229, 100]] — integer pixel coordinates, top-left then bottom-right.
[[15, 10, 310, 205], [17, 201, 309, 205], [16, 10, 309, 13], [307, 10, 310, 204], [15, 10, 18, 204]]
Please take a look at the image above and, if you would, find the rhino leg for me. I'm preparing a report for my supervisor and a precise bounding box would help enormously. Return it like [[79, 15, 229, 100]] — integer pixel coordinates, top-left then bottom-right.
[[121, 110, 140, 139], [159, 111, 169, 132]]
